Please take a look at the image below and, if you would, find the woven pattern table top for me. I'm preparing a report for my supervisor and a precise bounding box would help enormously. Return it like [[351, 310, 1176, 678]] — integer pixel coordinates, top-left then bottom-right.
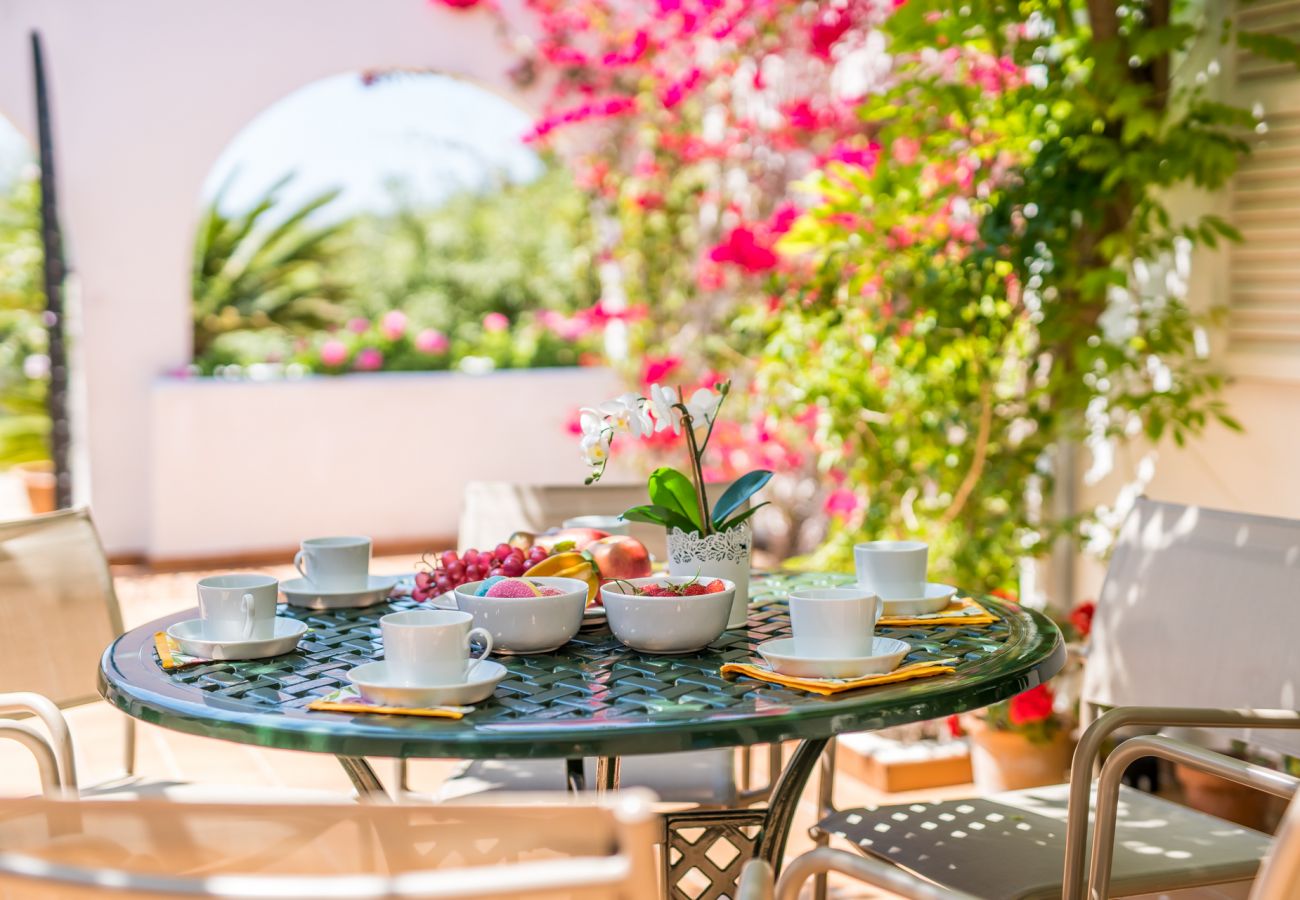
[[99, 571, 1064, 759]]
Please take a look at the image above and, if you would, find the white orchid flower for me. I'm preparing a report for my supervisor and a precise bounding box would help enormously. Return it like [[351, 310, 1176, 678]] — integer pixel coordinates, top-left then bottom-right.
[[685, 387, 721, 423], [580, 431, 611, 467], [649, 384, 682, 434], [578, 406, 606, 440], [599, 392, 653, 438]]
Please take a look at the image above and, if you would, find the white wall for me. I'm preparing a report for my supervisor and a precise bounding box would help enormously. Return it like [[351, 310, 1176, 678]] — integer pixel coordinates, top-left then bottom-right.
[[149, 367, 624, 560], [0, 0, 536, 554]]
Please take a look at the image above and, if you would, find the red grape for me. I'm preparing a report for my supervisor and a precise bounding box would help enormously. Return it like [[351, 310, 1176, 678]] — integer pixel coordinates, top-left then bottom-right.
[[440, 550, 459, 568], [466, 564, 483, 580], [412, 587, 429, 603], [494, 543, 513, 561], [488, 566, 504, 578], [447, 560, 465, 579], [501, 558, 525, 577], [463, 549, 480, 565], [415, 571, 432, 591]]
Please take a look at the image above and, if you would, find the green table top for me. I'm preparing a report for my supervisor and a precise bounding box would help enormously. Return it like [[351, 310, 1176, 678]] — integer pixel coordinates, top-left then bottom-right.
[[98, 572, 1064, 759]]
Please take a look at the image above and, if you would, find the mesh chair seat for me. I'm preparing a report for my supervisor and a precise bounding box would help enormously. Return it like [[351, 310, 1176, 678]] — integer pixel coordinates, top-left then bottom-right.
[[79, 776, 353, 804], [435, 750, 739, 806], [818, 783, 1270, 900]]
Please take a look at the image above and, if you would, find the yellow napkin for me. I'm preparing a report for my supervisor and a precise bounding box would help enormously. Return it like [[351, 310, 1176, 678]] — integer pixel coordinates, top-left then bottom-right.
[[720, 658, 957, 696], [154, 632, 206, 671], [307, 687, 470, 719], [878, 596, 998, 627]]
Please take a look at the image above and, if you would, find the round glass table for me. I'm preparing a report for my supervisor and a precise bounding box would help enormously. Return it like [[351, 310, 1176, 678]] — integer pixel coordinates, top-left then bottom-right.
[[99, 571, 1064, 894]]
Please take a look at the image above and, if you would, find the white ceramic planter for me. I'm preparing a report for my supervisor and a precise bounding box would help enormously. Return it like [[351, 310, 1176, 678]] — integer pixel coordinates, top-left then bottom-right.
[[666, 523, 752, 628]]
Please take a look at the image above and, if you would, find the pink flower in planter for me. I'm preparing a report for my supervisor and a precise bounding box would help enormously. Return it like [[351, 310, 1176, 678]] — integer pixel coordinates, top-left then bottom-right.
[[708, 226, 778, 273], [319, 340, 349, 367], [415, 328, 450, 354], [380, 310, 408, 340], [347, 317, 370, 335], [354, 348, 384, 371], [483, 312, 510, 333]]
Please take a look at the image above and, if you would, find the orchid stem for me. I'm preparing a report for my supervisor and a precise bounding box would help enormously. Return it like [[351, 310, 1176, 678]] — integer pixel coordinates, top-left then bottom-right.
[[676, 384, 711, 535]]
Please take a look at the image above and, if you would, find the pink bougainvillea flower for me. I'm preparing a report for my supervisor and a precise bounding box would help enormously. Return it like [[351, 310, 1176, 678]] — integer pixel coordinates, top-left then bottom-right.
[[659, 67, 703, 109], [319, 340, 349, 367], [823, 140, 882, 173], [641, 355, 682, 387], [431, 0, 482, 8], [347, 317, 370, 335], [414, 328, 450, 354], [809, 6, 853, 60], [354, 347, 384, 371], [824, 488, 861, 519], [767, 202, 800, 236], [483, 312, 510, 333], [602, 30, 649, 67], [1069, 600, 1096, 639], [380, 310, 408, 341], [708, 226, 778, 273]]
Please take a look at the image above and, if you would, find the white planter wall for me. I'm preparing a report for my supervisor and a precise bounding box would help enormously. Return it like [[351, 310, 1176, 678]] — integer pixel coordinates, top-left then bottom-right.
[[148, 367, 623, 560]]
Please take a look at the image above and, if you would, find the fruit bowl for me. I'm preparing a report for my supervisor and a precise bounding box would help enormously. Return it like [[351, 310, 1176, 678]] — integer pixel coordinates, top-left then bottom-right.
[[454, 577, 587, 655], [599, 576, 736, 655]]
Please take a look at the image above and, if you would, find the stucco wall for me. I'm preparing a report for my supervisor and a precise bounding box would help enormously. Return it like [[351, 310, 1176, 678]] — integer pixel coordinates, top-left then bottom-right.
[[0, 0, 535, 554]]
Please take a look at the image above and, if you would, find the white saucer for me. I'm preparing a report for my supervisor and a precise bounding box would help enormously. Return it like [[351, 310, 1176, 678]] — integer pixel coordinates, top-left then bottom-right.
[[166, 617, 307, 661], [280, 575, 399, 610], [757, 637, 912, 679], [879, 583, 958, 616], [347, 660, 506, 707]]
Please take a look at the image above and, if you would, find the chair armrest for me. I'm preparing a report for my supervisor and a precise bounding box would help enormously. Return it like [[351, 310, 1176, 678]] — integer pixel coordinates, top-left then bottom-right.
[[0, 692, 77, 791], [1087, 735, 1299, 900], [0, 718, 64, 796], [739, 848, 978, 900], [1062, 706, 1300, 900]]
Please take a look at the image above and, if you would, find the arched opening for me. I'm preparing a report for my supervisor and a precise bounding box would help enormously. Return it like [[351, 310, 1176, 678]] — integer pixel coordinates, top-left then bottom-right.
[[190, 71, 603, 376]]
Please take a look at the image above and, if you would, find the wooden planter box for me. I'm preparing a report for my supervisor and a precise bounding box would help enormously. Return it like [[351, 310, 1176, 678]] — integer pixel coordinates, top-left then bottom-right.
[[837, 733, 973, 793]]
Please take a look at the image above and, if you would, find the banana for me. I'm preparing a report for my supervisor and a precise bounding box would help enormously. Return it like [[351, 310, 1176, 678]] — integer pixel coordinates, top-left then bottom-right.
[[524, 551, 601, 604]]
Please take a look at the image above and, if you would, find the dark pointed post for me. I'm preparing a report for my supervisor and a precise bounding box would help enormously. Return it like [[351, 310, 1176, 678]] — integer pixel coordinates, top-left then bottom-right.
[[30, 31, 72, 509]]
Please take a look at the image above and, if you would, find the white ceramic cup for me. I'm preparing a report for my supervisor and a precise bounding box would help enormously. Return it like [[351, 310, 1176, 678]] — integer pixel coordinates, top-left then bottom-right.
[[787, 586, 881, 658], [197, 574, 278, 642], [380, 609, 493, 685], [294, 536, 371, 591], [562, 515, 630, 536], [854, 540, 928, 600]]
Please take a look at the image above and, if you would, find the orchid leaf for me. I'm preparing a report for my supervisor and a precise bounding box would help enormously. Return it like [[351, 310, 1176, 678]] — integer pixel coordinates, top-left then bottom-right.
[[717, 501, 769, 533], [711, 469, 772, 529], [621, 503, 698, 534], [648, 467, 703, 532]]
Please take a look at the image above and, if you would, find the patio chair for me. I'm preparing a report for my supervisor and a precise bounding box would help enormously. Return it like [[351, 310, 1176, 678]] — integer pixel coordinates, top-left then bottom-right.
[[737, 734, 1300, 900], [0, 728, 660, 900], [814, 497, 1300, 900], [0, 507, 344, 801]]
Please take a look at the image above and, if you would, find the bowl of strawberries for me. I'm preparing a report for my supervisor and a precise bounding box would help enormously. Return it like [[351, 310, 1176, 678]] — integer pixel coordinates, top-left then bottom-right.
[[599, 576, 736, 654]]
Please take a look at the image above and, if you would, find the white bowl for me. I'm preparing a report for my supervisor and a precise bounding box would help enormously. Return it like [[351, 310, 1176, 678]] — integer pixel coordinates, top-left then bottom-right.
[[454, 577, 587, 655], [599, 576, 735, 654]]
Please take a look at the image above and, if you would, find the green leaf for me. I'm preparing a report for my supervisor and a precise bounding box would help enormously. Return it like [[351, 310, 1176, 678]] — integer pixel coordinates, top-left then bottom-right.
[[711, 469, 773, 528], [717, 501, 770, 533], [648, 467, 703, 531], [621, 503, 698, 534]]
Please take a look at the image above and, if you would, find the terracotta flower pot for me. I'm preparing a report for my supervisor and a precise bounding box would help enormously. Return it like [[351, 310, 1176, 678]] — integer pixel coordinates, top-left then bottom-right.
[[967, 720, 1073, 792], [13, 460, 56, 514], [1174, 762, 1273, 831]]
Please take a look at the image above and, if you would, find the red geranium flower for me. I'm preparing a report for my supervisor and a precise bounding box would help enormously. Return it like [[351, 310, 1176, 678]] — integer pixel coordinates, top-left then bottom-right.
[[1008, 684, 1055, 726], [1069, 600, 1096, 639]]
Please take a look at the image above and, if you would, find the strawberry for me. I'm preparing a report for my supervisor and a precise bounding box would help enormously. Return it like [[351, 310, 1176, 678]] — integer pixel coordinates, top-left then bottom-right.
[[682, 583, 708, 595], [705, 579, 726, 593]]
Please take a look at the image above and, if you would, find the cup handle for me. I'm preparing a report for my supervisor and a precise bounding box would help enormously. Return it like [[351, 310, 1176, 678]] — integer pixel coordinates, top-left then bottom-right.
[[239, 593, 255, 640], [465, 627, 493, 676], [293, 550, 309, 583]]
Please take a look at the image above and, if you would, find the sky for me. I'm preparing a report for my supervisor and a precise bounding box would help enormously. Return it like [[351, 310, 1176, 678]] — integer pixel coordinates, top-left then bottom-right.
[[0, 71, 543, 219]]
